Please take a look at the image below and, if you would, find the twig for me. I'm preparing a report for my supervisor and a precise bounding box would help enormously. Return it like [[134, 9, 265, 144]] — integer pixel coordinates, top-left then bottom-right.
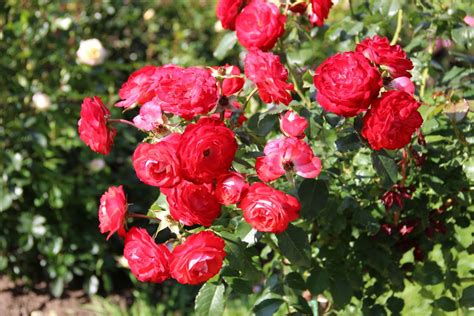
[[390, 9, 403, 45]]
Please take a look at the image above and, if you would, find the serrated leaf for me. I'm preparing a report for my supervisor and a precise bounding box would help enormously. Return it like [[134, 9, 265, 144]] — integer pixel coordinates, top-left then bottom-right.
[[371, 151, 398, 187], [276, 224, 311, 268], [298, 179, 328, 220], [195, 283, 225, 316]]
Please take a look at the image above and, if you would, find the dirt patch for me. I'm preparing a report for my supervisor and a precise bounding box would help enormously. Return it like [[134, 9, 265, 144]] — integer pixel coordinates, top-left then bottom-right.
[[0, 275, 95, 316]]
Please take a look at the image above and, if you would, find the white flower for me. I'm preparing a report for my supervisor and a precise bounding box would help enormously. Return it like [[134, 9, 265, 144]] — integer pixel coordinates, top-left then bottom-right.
[[143, 9, 155, 21], [76, 38, 107, 66], [32, 92, 51, 111], [55, 17, 72, 30]]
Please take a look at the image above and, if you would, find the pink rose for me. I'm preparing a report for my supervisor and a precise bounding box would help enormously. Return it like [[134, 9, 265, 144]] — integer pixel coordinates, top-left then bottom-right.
[[215, 172, 249, 205], [132, 101, 164, 131], [256, 137, 321, 182], [280, 110, 308, 138], [389, 76, 415, 95], [98, 185, 127, 240]]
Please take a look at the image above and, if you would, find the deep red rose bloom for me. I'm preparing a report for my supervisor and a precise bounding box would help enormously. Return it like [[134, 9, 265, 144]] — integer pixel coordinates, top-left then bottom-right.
[[309, 0, 333, 26], [178, 117, 237, 184], [153, 65, 219, 120], [169, 231, 226, 285], [235, 0, 286, 51], [256, 137, 321, 182], [362, 91, 423, 150], [280, 110, 308, 138], [132, 133, 182, 188], [239, 183, 300, 233], [215, 172, 249, 206], [161, 180, 221, 227], [244, 49, 294, 105], [116, 66, 157, 109], [216, 0, 246, 30], [212, 65, 245, 97], [78, 96, 116, 155], [123, 227, 171, 283], [356, 35, 414, 78], [313, 52, 382, 117], [98, 185, 127, 240]]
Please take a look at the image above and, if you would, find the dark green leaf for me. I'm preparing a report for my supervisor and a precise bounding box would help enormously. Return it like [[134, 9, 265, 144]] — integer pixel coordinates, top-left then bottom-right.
[[298, 179, 328, 220], [276, 224, 311, 268], [433, 297, 457, 311]]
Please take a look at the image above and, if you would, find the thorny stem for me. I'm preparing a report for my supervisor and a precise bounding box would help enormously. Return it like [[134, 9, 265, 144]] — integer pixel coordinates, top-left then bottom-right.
[[127, 213, 159, 221], [109, 118, 137, 128], [242, 87, 259, 112], [287, 64, 313, 109], [390, 9, 403, 45]]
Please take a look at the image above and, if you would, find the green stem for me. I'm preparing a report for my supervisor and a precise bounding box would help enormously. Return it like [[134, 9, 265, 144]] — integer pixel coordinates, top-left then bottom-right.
[[242, 87, 258, 112], [127, 213, 159, 221], [287, 65, 312, 109], [109, 118, 137, 128], [390, 9, 403, 45]]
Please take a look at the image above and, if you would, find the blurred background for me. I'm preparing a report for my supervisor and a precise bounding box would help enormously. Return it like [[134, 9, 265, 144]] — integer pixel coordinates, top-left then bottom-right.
[[0, 0, 473, 315]]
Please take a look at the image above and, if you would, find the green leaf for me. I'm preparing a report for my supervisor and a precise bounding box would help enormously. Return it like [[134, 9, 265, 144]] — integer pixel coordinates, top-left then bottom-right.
[[460, 285, 474, 308], [276, 224, 311, 268], [433, 297, 457, 311], [213, 32, 237, 60], [330, 275, 353, 309], [298, 179, 328, 220], [387, 297, 404, 315], [371, 151, 398, 187], [221, 232, 263, 281], [307, 268, 330, 295], [463, 157, 474, 182], [285, 272, 307, 291], [50, 277, 64, 298], [253, 293, 284, 316], [195, 283, 225, 316]]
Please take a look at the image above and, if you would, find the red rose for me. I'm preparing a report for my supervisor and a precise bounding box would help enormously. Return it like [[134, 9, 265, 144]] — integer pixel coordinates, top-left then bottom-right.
[[356, 35, 414, 79], [153, 65, 219, 120], [169, 231, 226, 285], [313, 52, 382, 117], [309, 0, 333, 26], [178, 117, 237, 184], [132, 133, 182, 188], [215, 172, 249, 205], [212, 65, 245, 97], [161, 180, 221, 227], [361, 91, 423, 150], [235, 0, 286, 51], [244, 49, 294, 105], [78, 96, 117, 155], [116, 65, 157, 109], [98, 185, 127, 240], [123, 227, 171, 283], [216, 0, 246, 30], [256, 137, 321, 182], [239, 183, 300, 233], [280, 110, 308, 138]]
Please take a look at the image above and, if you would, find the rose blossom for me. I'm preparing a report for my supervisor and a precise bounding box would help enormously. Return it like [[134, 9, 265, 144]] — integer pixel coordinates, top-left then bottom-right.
[[362, 91, 423, 150], [212, 65, 245, 97], [215, 172, 249, 205], [389, 76, 415, 95], [132, 101, 164, 131], [178, 117, 237, 184], [161, 180, 221, 227], [280, 110, 308, 138], [153, 65, 219, 119], [309, 0, 333, 27], [169, 231, 226, 285], [244, 49, 294, 105], [256, 137, 321, 182], [216, 0, 246, 30], [239, 183, 300, 233], [78, 96, 116, 155], [123, 227, 171, 283], [76, 38, 107, 66], [464, 15, 474, 27], [116, 65, 157, 109], [235, 0, 286, 51], [98, 185, 127, 240], [313, 52, 382, 117], [356, 35, 414, 79], [132, 133, 182, 188]]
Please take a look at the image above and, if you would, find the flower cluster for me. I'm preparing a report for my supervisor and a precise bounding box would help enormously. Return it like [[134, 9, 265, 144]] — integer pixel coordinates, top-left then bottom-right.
[[314, 35, 422, 150]]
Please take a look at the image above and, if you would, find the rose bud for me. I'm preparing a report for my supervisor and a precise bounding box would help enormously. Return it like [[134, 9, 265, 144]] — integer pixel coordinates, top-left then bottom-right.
[[235, 0, 286, 51], [214, 65, 245, 97], [356, 35, 414, 79], [256, 137, 321, 182], [308, 0, 333, 27], [313, 52, 382, 117], [132, 133, 182, 188], [280, 110, 308, 138], [169, 231, 226, 285], [215, 172, 249, 205], [161, 180, 221, 227], [178, 117, 237, 184], [239, 183, 301, 233], [361, 91, 423, 150], [123, 227, 171, 283], [116, 65, 157, 109], [216, 0, 247, 30], [98, 185, 127, 240], [244, 49, 294, 105], [78, 96, 117, 155], [389, 76, 415, 95]]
